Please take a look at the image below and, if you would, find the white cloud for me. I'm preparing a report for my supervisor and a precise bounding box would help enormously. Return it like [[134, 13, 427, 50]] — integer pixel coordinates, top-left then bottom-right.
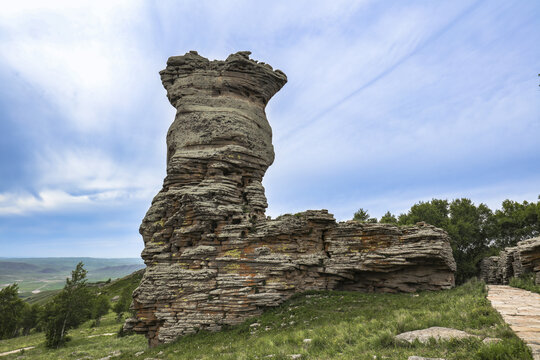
[[0, 190, 90, 215]]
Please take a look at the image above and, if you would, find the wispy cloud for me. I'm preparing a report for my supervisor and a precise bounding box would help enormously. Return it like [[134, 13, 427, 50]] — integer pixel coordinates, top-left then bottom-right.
[[36, 148, 161, 193], [276, 0, 484, 142], [0, 0, 156, 132]]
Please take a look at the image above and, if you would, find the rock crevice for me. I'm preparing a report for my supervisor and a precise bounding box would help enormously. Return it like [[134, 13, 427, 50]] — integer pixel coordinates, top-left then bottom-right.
[[125, 51, 457, 346]]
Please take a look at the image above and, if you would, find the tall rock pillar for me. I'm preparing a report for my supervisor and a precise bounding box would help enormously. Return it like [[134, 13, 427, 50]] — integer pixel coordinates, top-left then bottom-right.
[[126, 51, 287, 346]]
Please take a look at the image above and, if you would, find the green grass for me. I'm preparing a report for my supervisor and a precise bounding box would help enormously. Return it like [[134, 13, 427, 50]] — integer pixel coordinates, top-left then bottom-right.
[[0, 279, 532, 359], [510, 273, 540, 294], [0, 311, 146, 359]]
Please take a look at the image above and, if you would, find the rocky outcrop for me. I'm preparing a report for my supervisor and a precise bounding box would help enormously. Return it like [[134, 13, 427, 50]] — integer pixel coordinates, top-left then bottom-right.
[[480, 236, 540, 285], [125, 51, 457, 347], [518, 237, 540, 284]]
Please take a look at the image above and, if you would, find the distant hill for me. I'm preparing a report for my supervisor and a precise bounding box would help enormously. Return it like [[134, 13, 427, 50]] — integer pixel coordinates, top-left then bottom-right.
[[0, 261, 41, 273], [0, 257, 144, 295], [88, 264, 146, 279]]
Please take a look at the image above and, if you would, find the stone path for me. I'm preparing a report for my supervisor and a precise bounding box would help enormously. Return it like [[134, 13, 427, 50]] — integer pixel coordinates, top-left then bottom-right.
[[487, 285, 540, 359]]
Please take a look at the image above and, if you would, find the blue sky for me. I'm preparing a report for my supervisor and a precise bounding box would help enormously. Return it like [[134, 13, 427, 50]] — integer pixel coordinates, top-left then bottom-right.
[[0, 0, 539, 257]]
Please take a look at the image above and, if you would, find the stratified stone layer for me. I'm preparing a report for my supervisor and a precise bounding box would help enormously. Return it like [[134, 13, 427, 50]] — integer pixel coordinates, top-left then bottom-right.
[[125, 51, 457, 347], [480, 236, 540, 285], [519, 237, 540, 282]]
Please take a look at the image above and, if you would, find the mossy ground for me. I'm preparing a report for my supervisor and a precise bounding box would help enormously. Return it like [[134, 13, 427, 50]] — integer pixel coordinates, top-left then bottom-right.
[[0, 279, 532, 359]]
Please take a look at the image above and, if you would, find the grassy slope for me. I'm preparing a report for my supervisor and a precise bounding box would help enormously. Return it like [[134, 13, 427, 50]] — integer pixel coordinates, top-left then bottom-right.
[[21, 289, 62, 305], [0, 279, 533, 360]]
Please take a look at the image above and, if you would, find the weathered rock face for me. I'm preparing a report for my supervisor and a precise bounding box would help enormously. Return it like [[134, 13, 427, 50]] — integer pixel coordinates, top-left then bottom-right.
[[480, 256, 499, 284], [519, 237, 540, 278], [125, 51, 457, 347], [480, 236, 540, 285]]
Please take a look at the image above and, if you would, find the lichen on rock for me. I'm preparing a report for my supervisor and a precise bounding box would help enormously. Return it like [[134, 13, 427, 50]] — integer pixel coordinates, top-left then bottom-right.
[[124, 51, 457, 347]]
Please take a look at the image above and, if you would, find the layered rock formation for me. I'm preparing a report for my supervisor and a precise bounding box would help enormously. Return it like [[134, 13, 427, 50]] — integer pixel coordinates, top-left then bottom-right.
[[480, 236, 540, 285], [125, 51, 457, 347], [519, 237, 540, 280]]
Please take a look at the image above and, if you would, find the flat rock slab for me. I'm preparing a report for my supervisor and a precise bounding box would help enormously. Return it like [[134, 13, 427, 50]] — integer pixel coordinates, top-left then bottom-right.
[[487, 285, 540, 360], [396, 326, 478, 344]]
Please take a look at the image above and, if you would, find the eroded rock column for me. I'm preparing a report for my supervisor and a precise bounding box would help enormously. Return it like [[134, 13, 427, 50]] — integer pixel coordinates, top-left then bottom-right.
[[126, 51, 287, 346]]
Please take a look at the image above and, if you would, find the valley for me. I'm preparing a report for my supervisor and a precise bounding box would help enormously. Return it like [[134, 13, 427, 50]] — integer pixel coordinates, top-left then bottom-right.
[[0, 257, 144, 298]]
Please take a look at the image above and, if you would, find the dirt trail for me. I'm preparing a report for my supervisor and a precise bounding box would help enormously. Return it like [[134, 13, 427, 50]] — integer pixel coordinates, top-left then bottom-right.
[[87, 332, 115, 338], [0, 346, 35, 357], [488, 285, 540, 360]]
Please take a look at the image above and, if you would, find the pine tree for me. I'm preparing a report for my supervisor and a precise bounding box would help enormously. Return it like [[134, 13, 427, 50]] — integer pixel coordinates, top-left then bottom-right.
[[0, 284, 25, 339], [43, 262, 95, 348]]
